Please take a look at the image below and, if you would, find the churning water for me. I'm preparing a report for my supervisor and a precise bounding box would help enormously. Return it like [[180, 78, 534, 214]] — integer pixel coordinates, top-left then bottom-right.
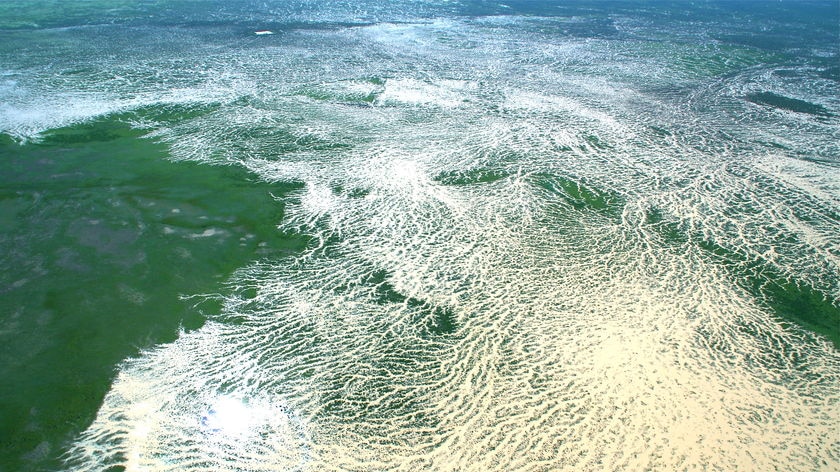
[[1, 1, 838, 470]]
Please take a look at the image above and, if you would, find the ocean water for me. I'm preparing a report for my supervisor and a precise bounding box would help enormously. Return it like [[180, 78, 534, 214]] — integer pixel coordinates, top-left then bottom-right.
[[1, 1, 838, 470]]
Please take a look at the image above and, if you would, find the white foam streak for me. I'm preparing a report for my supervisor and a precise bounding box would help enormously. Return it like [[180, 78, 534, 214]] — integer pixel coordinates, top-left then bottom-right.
[[0, 93, 119, 141]]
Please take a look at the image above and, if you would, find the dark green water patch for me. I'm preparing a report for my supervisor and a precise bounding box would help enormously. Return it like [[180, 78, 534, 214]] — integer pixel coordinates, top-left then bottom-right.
[[0, 119, 309, 470], [397, 296, 458, 338], [531, 173, 623, 217], [330, 184, 370, 199], [0, 133, 18, 146], [696, 239, 839, 349], [644, 210, 839, 348], [414, 300, 458, 337], [364, 76, 386, 86], [433, 168, 510, 186], [649, 125, 672, 137], [754, 140, 791, 151], [745, 92, 833, 117], [582, 134, 610, 150], [364, 269, 408, 305], [761, 278, 840, 349], [347, 187, 370, 199], [353, 270, 458, 337], [645, 208, 690, 245]]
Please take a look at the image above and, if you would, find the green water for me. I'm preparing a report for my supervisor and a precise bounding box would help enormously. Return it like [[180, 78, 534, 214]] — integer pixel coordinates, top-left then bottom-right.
[[746, 91, 834, 117], [0, 116, 307, 470], [696, 238, 840, 349], [1, 0, 838, 470]]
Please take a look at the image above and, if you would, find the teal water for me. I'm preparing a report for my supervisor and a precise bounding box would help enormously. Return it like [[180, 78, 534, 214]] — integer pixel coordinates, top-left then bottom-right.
[[1, 1, 839, 471]]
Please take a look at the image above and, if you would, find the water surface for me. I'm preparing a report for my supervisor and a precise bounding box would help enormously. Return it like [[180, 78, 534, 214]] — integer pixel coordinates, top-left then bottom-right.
[[1, 1, 838, 471]]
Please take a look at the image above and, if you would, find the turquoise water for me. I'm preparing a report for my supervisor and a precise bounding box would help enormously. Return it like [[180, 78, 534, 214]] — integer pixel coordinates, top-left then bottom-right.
[[1, 1, 838, 471]]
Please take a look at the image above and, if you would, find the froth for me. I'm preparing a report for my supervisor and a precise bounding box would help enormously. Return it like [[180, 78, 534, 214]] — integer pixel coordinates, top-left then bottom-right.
[[53, 12, 840, 472]]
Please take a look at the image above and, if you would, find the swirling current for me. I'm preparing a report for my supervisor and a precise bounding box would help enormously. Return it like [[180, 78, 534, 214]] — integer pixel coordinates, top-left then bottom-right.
[[0, 1, 838, 471]]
